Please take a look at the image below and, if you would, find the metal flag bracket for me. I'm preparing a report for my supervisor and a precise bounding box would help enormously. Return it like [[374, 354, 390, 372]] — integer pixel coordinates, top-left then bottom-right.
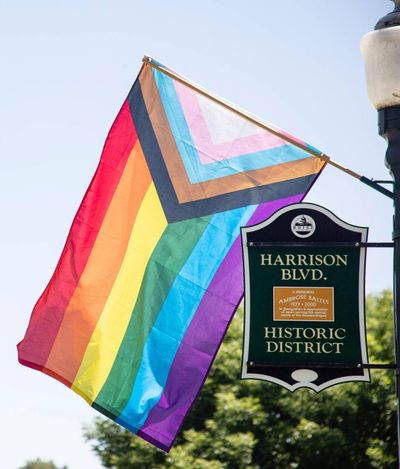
[[359, 176, 394, 199]]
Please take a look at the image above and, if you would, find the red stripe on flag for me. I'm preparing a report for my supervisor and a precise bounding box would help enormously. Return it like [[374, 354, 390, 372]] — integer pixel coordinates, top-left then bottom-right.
[[17, 100, 138, 370]]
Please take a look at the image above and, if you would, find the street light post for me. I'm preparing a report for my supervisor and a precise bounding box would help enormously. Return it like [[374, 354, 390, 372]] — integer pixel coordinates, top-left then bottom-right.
[[380, 105, 400, 463], [361, 0, 400, 461]]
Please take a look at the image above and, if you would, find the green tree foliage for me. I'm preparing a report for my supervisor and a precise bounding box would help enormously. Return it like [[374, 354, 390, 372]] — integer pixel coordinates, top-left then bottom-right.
[[84, 290, 397, 468], [18, 459, 67, 469]]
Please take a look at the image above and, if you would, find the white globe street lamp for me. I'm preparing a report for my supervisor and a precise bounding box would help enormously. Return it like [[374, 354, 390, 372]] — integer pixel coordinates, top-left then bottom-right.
[[361, 3, 400, 110]]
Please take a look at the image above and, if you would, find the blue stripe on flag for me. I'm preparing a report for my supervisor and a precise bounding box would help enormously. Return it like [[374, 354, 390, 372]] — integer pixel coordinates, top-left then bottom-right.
[[116, 204, 256, 429]]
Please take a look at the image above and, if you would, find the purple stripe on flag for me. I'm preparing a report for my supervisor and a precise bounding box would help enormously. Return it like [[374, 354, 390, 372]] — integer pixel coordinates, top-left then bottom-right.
[[137, 194, 303, 451]]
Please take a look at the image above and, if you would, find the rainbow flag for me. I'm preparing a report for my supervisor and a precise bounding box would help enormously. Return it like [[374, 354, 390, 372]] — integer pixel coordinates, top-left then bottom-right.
[[18, 58, 326, 452]]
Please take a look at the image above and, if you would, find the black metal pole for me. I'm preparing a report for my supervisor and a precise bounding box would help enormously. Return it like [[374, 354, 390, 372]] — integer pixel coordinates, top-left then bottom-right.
[[378, 105, 400, 463]]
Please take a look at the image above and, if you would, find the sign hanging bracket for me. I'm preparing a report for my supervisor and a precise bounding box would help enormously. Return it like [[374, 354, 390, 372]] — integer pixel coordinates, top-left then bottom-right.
[[247, 241, 394, 248], [247, 361, 397, 370]]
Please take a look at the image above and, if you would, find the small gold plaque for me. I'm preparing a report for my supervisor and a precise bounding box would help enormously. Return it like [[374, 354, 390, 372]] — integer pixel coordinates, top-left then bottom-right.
[[273, 287, 334, 322]]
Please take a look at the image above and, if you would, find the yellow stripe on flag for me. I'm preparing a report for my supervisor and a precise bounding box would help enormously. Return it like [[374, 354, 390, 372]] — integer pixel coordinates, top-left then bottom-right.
[[72, 183, 167, 403]]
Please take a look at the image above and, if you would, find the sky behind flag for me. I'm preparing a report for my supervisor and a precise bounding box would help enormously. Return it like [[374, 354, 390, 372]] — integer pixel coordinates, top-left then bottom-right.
[[0, 1, 395, 468]]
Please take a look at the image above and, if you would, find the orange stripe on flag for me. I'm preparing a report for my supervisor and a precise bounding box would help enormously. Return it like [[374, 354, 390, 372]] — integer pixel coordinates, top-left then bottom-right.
[[43, 141, 152, 385]]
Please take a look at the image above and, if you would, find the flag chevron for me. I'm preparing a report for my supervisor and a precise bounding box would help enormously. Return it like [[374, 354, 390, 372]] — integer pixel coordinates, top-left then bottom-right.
[[18, 60, 326, 452], [134, 67, 323, 223], [155, 70, 312, 182]]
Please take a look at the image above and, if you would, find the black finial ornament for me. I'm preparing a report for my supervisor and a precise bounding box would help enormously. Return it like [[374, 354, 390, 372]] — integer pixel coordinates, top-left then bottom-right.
[[375, 0, 400, 30]]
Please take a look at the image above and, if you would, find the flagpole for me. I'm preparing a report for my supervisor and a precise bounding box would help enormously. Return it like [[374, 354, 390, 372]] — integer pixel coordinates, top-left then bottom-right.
[[142, 55, 393, 200]]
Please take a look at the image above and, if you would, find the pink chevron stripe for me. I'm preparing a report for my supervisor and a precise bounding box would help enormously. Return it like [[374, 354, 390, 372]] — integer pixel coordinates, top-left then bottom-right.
[[173, 80, 302, 164]]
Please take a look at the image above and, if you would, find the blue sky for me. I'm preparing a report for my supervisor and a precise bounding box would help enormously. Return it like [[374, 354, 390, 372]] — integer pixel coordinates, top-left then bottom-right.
[[0, 1, 395, 468]]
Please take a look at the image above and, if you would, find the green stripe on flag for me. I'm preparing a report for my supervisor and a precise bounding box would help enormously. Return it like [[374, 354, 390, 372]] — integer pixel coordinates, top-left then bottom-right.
[[93, 215, 211, 416]]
